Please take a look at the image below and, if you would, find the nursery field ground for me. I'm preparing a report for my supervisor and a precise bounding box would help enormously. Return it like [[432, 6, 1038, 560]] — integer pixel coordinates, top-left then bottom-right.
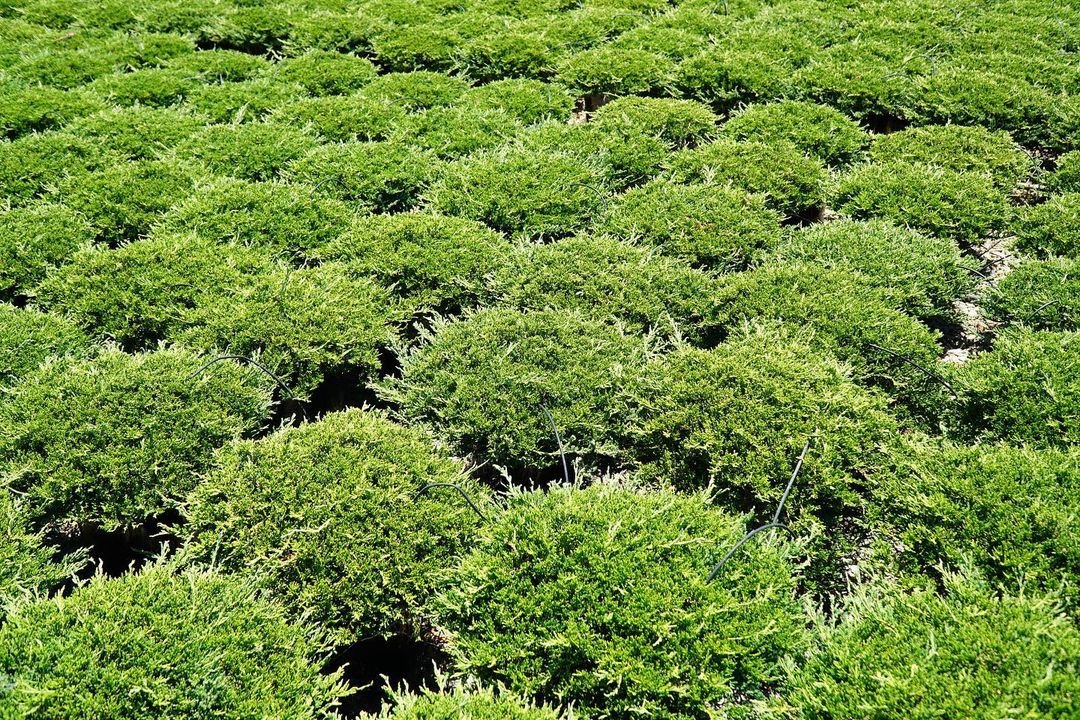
[[2, 0, 1080, 718]]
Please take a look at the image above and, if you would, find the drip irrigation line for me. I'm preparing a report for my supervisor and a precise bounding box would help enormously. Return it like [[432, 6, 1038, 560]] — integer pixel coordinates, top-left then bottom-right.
[[415, 482, 488, 521], [1022, 299, 1060, 323], [186, 354, 299, 403], [540, 404, 571, 486], [707, 523, 789, 582], [773, 439, 811, 525], [865, 342, 958, 398]]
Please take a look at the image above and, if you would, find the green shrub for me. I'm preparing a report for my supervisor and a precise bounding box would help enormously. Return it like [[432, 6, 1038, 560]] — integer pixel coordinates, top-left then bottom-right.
[[871, 439, 1080, 598], [394, 105, 522, 158], [66, 106, 207, 160], [173, 122, 318, 182], [156, 177, 354, 259], [985, 256, 1080, 331], [773, 219, 974, 323], [0, 348, 272, 529], [833, 161, 1011, 243], [0, 132, 115, 205], [287, 141, 437, 211], [424, 146, 606, 239], [0, 85, 105, 138], [321, 212, 512, 314], [1047, 150, 1080, 194], [273, 50, 377, 95], [556, 47, 675, 96], [0, 491, 81, 619], [272, 94, 406, 141], [955, 328, 1080, 447], [719, 101, 868, 166], [1012, 192, 1080, 257], [713, 264, 947, 420], [174, 262, 397, 394], [85, 68, 196, 107], [494, 234, 719, 340], [53, 159, 200, 245], [381, 308, 653, 472], [186, 79, 306, 124], [766, 575, 1080, 720], [370, 21, 468, 74], [359, 70, 471, 111], [183, 409, 488, 643], [0, 304, 91, 387], [592, 95, 717, 148], [202, 4, 291, 54], [597, 179, 783, 269], [435, 484, 807, 719], [0, 565, 344, 719], [457, 31, 555, 82], [668, 138, 828, 217], [0, 203, 95, 299], [462, 78, 575, 125], [377, 686, 562, 719], [867, 124, 1034, 190], [515, 120, 668, 189], [610, 23, 710, 60], [36, 233, 276, 348], [285, 10, 381, 53], [675, 46, 791, 112]]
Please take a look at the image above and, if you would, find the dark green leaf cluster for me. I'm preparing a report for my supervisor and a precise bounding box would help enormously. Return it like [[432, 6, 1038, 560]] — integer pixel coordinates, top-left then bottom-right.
[[0, 304, 91, 387], [321, 212, 513, 314], [1047, 150, 1080, 194], [597, 178, 783, 269], [1012, 192, 1080, 258], [288, 141, 438, 211], [183, 409, 488, 643], [772, 219, 974, 323], [0, 348, 273, 529], [186, 78, 305, 124], [0, 565, 345, 719], [273, 94, 405, 141], [985, 256, 1080, 331], [0, 85, 105, 139], [382, 307, 654, 472], [591, 95, 717, 149], [0, 491, 82, 620], [0, 203, 95, 300], [394, 105, 522, 158], [173, 122, 318, 182], [273, 50, 378, 95], [0, 132, 115, 205], [65, 106, 206, 160], [86, 68, 196, 108], [461, 78, 574, 125], [513, 120, 668, 189], [435, 484, 807, 720], [720, 100, 868, 166], [556, 47, 675, 96], [668, 138, 828, 217], [359, 70, 471, 111]]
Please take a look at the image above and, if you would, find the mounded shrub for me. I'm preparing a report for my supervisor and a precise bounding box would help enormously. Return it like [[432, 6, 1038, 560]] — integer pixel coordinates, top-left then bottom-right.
[[592, 95, 717, 148], [155, 177, 354, 259], [173, 122, 319, 182], [35, 233, 276, 348], [675, 45, 791, 112], [272, 49, 377, 95], [0, 203, 95, 300], [514, 120, 668, 189], [985, 256, 1080, 331], [0, 491, 81, 619], [712, 263, 947, 420], [668, 138, 828, 217], [321, 212, 513, 314], [610, 22, 710, 60], [773, 219, 974, 323], [424, 146, 606, 239], [52, 159, 200, 245], [186, 78, 306, 124], [867, 124, 1034, 191], [435, 484, 807, 719], [174, 262, 397, 394], [597, 179, 783, 269], [1047, 150, 1080, 194], [381, 308, 653, 472], [359, 70, 471, 111], [0, 132, 115, 205], [183, 409, 489, 643], [394, 105, 522, 158], [370, 19, 470, 74], [954, 328, 1080, 447], [556, 47, 676, 96], [457, 31, 555, 83], [284, 9, 381, 53], [0, 85, 105, 139], [0, 304, 91, 387], [272, 94, 406, 142], [493, 234, 720, 340], [201, 4, 291, 54], [0, 566, 345, 719], [65, 106, 207, 160], [871, 438, 1080, 597], [833, 161, 1011, 243], [765, 576, 1080, 719], [376, 686, 563, 719], [0, 348, 273, 529], [462, 78, 575, 125], [1012, 192, 1080, 258], [85, 68, 196, 108], [287, 141, 437, 212], [719, 100, 868, 166]]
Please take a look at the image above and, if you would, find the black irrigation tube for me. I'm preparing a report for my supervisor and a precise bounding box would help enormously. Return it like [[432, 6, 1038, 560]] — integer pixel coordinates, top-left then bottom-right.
[[958, 263, 988, 279], [707, 439, 810, 582], [865, 342, 958, 399], [540, 404, 571, 486], [1022, 298, 1061, 323], [565, 182, 609, 216], [186, 354, 299, 404], [414, 482, 488, 521]]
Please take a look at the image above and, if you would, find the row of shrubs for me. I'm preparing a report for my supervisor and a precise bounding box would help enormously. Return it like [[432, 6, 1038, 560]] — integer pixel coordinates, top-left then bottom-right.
[[1, 0, 1078, 149]]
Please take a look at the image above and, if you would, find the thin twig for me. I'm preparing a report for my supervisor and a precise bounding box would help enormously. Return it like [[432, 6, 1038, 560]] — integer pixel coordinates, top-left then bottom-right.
[[186, 354, 297, 401], [865, 342, 958, 398], [540, 404, 570, 485], [415, 482, 487, 521]]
